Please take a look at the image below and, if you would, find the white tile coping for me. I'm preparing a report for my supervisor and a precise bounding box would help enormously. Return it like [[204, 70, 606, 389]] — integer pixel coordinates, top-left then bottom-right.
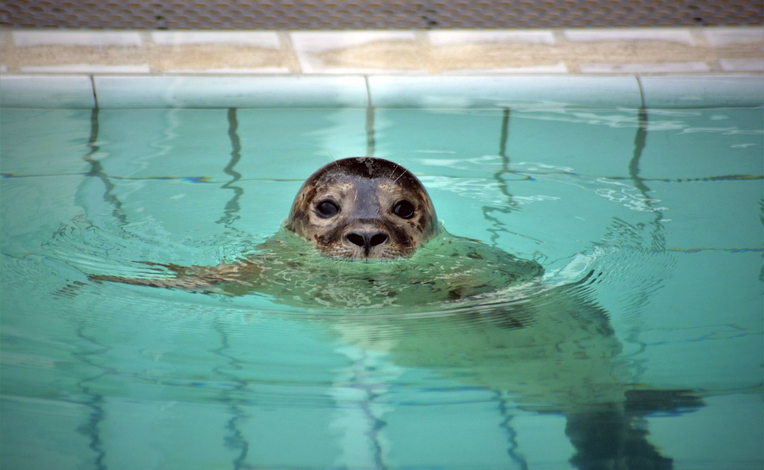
[[639, 75, 764, 108], [719, 59, 764, 72], [703, 27, 764, 47], [564, 28, 696, 45], [150, 31, 282, 47], [12, 31, 143, 47], [580, 62, 711, 74], [0, 75, 95, 108], [93, 75, 369, 108], [367, 75, 643, 108], [1, 74, 762, 109]]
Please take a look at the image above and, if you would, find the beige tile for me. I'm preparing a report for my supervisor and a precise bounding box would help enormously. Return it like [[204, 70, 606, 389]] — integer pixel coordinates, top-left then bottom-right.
[[1, 27, 762, 77], [290, 31, 421, 73], [20, 64, 151, 73], [0, 41, 296, 74], [290, 31, 418, 52], [442, 62, 568, 74], [150, 31, 281, 47], [291, 30, 566, 74], [565, 28, 695, 45], [165, 67, 291, 74], [428, 30, 555, 46]]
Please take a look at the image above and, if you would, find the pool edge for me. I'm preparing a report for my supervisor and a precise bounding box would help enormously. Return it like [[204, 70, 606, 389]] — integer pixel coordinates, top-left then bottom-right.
[[1, 73, 762, 109]]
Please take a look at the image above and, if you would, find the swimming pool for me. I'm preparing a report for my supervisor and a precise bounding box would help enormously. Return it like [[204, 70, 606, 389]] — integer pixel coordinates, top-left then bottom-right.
[[1, 76, 762, 469]]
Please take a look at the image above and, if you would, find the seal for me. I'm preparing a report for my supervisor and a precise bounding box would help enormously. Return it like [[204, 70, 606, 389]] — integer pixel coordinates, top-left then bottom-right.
[[89, 156, 544, 305], [285, 157, 438, 260], [84, 157, 691, 466]]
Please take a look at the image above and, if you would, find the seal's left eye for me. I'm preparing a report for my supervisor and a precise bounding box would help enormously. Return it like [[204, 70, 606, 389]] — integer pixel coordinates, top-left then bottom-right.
[[316, 200, 340, 218], [392, 200, 415, 219]]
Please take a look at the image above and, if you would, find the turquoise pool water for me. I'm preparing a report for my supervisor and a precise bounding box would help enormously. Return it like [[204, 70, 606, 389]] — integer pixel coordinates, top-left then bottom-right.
[[1, 105, 762, 469]]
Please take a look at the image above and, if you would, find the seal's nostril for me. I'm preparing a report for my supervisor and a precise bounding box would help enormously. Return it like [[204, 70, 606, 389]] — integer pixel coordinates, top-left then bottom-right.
[[346, 233, 365, 247], [346, 231, 389, 250], [369, 233, 388, 247]]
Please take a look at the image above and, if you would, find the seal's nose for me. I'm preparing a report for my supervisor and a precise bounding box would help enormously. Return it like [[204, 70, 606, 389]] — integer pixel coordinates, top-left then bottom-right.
[[345, 230, 389, 253]]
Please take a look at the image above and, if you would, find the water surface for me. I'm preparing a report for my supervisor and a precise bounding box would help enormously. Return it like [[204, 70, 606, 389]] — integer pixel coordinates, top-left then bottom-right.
[[1, 106, 762, 469]]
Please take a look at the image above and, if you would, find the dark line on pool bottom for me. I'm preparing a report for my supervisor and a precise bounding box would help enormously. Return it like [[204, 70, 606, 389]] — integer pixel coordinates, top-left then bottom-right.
[[217, 108, 244, 226], [482, 107, 519, 247], [497, 391, 529, 470], [629, 108, 650, 196], [212, 321, 251, 469], [72, 322, 115, 470], [625, 107, 668, 390], [81, 107, 128, 227], [499, 107, 510, 158], [353, 351, 388, 470]]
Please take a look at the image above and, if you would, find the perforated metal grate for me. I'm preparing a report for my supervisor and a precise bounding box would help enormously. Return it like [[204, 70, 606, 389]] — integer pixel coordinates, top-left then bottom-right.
[[1, 0, 761, 29]]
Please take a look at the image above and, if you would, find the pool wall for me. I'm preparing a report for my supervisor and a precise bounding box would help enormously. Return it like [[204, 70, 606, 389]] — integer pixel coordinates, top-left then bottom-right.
[[1, 74, 763, 109]]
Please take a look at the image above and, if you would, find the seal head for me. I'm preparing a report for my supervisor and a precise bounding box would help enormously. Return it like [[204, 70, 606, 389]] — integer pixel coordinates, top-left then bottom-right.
[[286, 157, 438, 260]]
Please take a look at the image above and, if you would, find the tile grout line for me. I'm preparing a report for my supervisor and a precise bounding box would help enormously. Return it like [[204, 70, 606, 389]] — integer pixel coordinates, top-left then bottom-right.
[[635, 75, 646, 109], [89, 74, 99, 109]]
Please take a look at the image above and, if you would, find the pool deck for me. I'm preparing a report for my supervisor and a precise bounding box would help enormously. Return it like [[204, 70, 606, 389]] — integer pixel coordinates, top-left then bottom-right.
[[1, 27, 762, 75], [1, 27, 762, 109]]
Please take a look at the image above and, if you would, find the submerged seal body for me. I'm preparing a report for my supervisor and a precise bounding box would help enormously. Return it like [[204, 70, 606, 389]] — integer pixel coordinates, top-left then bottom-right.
[[286, 158, 438, 260], [85, 157, 694, 464]]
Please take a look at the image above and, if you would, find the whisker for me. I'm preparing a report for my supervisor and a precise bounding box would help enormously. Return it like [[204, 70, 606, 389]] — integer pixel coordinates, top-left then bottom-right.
[[388, 161, 402, 180], [394, 166, 408, 183]]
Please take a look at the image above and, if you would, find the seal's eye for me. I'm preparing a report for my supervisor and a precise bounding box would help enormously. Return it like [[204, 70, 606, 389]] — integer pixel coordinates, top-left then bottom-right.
[[392, 200, 415, 219], [315, 199, 340, 218]]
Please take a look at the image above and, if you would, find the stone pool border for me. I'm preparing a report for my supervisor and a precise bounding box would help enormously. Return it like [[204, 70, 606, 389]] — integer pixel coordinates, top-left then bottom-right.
[[2, 27, 762, 109], [1, 73, 763, 109], [2, 27, 763, 75]]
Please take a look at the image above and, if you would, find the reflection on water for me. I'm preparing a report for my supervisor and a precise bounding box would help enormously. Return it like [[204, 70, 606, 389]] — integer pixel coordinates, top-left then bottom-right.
[[1, 107, 762, 469]]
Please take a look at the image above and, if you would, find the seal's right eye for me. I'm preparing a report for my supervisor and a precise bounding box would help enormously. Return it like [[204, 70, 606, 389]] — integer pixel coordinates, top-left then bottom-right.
[[315, 200, 340, 218], [392, 200, 415, 219]]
